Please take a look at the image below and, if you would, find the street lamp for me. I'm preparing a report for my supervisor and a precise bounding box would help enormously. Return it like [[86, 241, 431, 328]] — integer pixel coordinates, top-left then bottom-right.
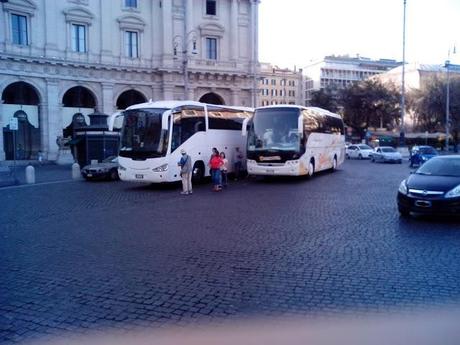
[[400, 0, 407, 147], [173, 31, 198, 100], [445, 45, 456, 152]]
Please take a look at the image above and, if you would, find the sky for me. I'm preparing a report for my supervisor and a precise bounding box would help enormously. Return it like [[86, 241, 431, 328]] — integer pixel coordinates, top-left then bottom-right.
[[259, 0, 460, 68]]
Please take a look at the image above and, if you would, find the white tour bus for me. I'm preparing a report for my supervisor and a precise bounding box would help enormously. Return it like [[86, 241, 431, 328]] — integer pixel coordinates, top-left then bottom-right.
[[117, 100, 253, 183], [246, 105, 345, 177]]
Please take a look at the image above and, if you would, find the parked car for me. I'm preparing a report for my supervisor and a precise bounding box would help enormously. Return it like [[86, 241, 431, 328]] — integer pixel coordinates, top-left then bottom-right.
[[81, 156, 119, 181], [371, 146, 402, 164], [409, 145, 438, 167], [397, 155, 460, 217], [346, 144, 374, 159]]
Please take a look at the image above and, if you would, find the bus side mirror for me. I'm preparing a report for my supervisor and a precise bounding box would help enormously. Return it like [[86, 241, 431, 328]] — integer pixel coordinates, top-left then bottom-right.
[[298, 116, 304, 138], [162, 111, 171, 130], [242, 118, 249, 137]]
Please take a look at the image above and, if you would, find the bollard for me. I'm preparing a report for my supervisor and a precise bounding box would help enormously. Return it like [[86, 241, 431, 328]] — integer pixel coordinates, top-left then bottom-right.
[[72, 162, 81, 180], [25, 164, 35, 184]]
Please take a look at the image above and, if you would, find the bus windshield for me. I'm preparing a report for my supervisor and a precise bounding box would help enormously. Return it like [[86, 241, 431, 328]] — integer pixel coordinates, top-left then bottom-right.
[[119, 108, 169, 159], [248, 108, 301, 152]]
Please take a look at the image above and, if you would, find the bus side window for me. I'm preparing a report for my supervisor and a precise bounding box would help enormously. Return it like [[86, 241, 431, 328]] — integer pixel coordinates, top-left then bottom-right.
[[171, 108, 205, 152]]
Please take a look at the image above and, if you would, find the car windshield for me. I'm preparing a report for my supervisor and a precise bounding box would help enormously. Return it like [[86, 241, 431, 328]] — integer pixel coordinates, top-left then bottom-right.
[[120, 108, 169, 159], [248, 108, 301, 152], [381, 147, 396, 153], [419, 147, 437, 155], [102, 156, 117, 163], [416, 157, 460, 177], [358, 145, 372, 150]]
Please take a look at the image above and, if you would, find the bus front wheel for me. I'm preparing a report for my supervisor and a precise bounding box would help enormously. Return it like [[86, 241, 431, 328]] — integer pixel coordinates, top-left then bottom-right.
[[308, 161, 315, 178], [192, 161, 205, 184]]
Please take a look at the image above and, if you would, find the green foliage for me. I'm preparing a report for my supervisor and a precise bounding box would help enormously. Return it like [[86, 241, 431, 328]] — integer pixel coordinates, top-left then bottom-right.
[[310, 86, 339, 113], [409, 75, 460, 133], [339, 79, 401, 138]]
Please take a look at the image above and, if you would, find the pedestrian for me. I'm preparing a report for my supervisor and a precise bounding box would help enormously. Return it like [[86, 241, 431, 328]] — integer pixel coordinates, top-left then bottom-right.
[[220, 152, 228, 188], [233, 147, 243, 180], [37, 150, 43, 165], [178, 148, 192, 195], [209, 148, 223, 192]]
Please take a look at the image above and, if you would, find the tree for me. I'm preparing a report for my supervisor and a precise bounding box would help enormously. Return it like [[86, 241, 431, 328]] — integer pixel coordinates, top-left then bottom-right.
[[340, 79, 401, 139], [409, 75, 460, 132], [310, 86, 339, 113]]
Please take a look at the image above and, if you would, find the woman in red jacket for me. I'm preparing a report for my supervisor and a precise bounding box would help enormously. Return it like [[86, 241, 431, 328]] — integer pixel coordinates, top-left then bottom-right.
[[209, 148, 223, 191]]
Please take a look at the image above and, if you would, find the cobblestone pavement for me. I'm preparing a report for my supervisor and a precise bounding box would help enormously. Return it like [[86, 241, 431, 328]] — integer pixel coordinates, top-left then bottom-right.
[[1, 160, 460, 343]]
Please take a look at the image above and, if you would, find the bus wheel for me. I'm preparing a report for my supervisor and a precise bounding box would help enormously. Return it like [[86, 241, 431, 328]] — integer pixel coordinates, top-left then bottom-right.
[[331, 156, 337, 172], [192, 161, 205, 184], [308, 161, 315, 178]]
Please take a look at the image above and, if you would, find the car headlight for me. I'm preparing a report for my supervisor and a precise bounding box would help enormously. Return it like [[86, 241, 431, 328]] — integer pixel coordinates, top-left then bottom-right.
[[398, 180, 408, 195], [152, 164, 168, 172], [445, 184, 460, 198], [118, 164, 127, 171]]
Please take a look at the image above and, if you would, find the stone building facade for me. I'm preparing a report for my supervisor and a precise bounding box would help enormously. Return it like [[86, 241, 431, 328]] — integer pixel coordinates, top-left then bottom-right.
[[258, 63, 303, 106], [0, 0, 260, 161]]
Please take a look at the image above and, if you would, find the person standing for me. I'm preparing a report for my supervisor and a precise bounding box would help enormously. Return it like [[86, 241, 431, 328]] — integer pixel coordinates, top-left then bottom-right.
[[209, 148, 223, 192], [220, 152, 229, 188], [233, 147, 243, 180], [178, 149, 192, 195]]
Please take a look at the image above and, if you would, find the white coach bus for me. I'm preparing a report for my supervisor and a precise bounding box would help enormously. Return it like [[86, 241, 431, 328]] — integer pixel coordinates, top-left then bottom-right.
[[246, 105, 345, 177], [117, 101, 253, 183]]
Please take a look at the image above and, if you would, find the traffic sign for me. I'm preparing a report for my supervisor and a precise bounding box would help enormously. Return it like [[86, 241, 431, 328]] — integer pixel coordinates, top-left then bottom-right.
[[9, 117, 18, 131]]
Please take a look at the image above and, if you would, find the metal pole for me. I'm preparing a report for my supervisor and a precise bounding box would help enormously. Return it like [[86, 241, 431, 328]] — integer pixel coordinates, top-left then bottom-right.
[[400, 0, 406, 147], [446, 59, 450, 151], [13, 129, 17, 183]]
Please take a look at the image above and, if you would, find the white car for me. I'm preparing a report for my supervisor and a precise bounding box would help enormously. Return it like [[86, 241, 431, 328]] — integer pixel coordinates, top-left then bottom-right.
[[371, 146, 402, 164], [346, 144, 374, 159]]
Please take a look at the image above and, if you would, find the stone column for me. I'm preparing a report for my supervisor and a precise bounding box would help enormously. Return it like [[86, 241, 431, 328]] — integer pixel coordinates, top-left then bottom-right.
[[0, 100, 5, 161], [152, 84, 162, 101], [100, 0, 113, 63], [162, 0, 173, 68], [231, 88, 240, 106], [163, 85, 175, 100], [250, 0, 260, 107], [45, 79, 61, 161], [230, 0, 239, 61], [44, 0, 58, 57], [101, 83, 114, 114], [39, 102, 49, 159]]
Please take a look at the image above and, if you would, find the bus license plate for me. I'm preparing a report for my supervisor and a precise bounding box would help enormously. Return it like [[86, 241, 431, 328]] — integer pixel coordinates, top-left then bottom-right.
[[266, 169, 274, 174], [135, 174, 144, 179], [87, 174, 92, 177]]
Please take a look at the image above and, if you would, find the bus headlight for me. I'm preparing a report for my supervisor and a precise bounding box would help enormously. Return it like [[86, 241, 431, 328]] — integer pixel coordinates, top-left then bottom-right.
[[152, 164, 168, 172]]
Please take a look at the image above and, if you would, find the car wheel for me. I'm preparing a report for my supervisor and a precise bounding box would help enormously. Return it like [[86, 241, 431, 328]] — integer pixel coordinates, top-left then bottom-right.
[[358, 154, 363, 160], [109, 169, 119, 181], [346, 154, 349, 159], [398, 205, 410, 217], [192, 161, 205, 184], [398, 160, 402, 164]]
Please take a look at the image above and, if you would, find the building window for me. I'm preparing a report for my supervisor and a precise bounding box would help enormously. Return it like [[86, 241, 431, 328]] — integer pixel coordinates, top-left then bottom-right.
[[206, 37, 217, 60], [11, 14, 28, 45], [71, 24, 86, 52], [206, 0, 217, 15], [125, 31, 138, 58], [125, 0, 138, 8]]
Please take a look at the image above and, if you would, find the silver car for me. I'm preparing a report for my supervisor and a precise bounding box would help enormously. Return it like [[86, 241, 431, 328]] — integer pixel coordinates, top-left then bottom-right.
[[371, 146, 402, 164], [81, 156, 119, 181]]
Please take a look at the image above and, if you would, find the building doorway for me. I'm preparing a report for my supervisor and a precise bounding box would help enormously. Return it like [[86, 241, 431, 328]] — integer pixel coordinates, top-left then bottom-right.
[[199, 92, 225, 105], [2, 82, 41, 160], [116, 90, 147, 110]]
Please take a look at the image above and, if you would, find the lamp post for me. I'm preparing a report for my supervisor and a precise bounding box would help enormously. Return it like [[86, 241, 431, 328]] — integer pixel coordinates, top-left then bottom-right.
[[400, 0, 407, 147], [445, 46, 456, 152], [173, 31, 197, 101]]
